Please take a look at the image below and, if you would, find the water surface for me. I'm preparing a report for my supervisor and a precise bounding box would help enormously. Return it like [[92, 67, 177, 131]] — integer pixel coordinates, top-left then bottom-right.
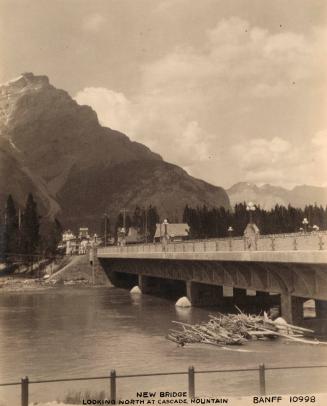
[[0, 287, 326, 405]]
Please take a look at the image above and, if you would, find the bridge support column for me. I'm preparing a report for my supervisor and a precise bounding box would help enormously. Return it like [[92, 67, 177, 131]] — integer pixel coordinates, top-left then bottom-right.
[[187, 281, 223, 306], [138, 275, 152, 294], [280, 294, 304, 324], [233, 288, 247, 306], [315, 300, 327, 319]]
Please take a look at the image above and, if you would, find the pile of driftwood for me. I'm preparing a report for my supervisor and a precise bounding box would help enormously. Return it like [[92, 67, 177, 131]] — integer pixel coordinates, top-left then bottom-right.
[[168, 310, 325, 347]]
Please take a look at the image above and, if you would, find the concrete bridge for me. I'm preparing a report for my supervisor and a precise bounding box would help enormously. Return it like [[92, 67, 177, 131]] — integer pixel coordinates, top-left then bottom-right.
[[97, 231, 327, 324]]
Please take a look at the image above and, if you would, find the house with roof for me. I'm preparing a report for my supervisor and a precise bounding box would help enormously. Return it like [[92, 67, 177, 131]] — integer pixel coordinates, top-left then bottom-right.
[[78, 227, 90, 240], [154, 223, 190, 243], [125, 227, 144, 244]]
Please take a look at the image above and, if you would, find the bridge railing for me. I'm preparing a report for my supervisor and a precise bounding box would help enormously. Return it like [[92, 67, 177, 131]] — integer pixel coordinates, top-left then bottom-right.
[[98, 231, 327, 254], [1, 364, 326, 405]]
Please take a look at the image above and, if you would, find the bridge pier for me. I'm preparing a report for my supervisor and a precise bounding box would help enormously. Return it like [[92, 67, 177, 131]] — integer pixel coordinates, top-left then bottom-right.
[[315, 300, 327, 319], [138, 275, 151, 294], [187, 281, 223, 306], [280, 294, 305, 324]]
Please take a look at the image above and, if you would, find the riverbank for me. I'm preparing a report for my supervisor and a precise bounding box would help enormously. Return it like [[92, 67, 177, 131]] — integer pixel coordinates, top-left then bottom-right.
[[0, 255, 110, 292]]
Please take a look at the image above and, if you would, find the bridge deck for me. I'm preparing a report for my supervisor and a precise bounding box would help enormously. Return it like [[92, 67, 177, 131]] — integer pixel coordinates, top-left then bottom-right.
[[96, 232, 327, 317], [97, 231, 327, 264], [97, 249, 327, 264]]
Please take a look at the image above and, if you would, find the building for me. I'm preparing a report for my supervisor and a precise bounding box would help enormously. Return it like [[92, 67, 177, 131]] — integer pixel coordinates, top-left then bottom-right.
[[78, 227, 90, 240], [125, 227, 144, 244], [62, 230, 76, 242], [154, 223, 190, 243]]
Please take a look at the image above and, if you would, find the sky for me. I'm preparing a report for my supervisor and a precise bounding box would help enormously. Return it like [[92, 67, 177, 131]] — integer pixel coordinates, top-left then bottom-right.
[[1, 0, 326, 189]]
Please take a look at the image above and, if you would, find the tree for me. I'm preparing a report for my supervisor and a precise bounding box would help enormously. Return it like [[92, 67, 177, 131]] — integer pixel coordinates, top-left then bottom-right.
[[21, 193, 40, 258], [147, 206, 160, 241], [43, 218, 63, 256], [4, 195, 19, 259], [132, 206, 143, 232], [101, 214, 111, 245]]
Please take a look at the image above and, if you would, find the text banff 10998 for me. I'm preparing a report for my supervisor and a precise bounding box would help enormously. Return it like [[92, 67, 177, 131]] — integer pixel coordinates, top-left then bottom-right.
[[253, 396, 316, 403]]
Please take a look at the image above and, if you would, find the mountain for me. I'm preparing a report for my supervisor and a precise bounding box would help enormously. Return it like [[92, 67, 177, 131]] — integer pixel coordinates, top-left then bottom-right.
[[227, 182, 327, 210], [0, 73, 230, 230]]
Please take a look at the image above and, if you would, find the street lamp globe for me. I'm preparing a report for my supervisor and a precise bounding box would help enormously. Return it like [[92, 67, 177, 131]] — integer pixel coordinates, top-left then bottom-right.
[[246, 202, 256, 223], [302, 218, 309, 232], [246, 201, 256, 211], [163, 219, 169, 238]]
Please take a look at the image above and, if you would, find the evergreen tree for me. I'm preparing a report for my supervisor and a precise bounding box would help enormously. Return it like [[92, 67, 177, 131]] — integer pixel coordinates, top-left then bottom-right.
[[132, 206, 143, 232], [21, 193, 40, 257], [43, 218, 63, 256], [147, 206, 160, 241], [102, 214, 111, 245], [4, 195, 19, 259]]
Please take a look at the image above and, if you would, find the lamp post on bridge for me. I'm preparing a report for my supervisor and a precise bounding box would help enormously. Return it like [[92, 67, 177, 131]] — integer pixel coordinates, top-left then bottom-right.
[[244, 202, 259, 251], [246, 202, 256, 224], [162, 219, 169, 250], [163, 219, 168, 238], [104, 213, 109, 247], [302, 217, 309, 233], [228, 226, 234, 251], [119, 208, 129, 246]]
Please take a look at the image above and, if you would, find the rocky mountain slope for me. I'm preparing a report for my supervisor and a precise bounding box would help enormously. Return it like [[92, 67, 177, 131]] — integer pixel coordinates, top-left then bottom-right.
[[0, 73, 230, 230], [227, 182, 327, 210]]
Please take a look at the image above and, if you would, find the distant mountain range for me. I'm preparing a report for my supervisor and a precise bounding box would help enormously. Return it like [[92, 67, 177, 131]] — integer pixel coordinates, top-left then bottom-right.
[[226, 182, 327, 210], [0, 73, 230, 230]]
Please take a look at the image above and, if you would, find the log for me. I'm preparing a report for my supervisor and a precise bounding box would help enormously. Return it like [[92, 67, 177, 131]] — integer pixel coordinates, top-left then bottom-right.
[[258, 326, 327, 345], [264, 320, 314, 334]]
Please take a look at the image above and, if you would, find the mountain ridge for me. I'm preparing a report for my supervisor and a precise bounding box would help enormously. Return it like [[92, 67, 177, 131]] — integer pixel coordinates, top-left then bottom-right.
[[0, 73, 230, 230], [227, 182, 327, 209]]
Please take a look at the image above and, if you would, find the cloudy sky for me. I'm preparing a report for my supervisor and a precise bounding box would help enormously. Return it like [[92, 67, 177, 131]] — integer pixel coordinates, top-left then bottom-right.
[[1, 0, 326, 189]]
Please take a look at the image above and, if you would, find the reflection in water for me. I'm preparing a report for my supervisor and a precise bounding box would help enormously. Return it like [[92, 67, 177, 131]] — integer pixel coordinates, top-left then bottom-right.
[[175, 306, 192, 321], [0, 287, 326, 405]]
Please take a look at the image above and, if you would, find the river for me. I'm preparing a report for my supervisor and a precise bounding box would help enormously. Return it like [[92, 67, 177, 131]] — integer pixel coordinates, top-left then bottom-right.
[[0, 287, 326, 405]]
